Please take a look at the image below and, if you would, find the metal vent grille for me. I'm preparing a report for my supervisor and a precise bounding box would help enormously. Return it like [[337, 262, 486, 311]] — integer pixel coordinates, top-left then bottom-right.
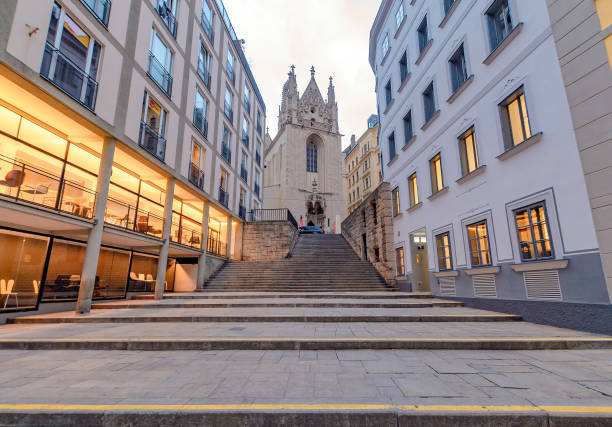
[[523, 270, 562, 300], [439, 277, 456, 296], [472, 274, 497, 298]]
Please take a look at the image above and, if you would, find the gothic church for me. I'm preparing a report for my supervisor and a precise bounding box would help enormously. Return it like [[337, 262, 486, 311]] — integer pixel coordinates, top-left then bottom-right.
[[264, 66, 346, 232]]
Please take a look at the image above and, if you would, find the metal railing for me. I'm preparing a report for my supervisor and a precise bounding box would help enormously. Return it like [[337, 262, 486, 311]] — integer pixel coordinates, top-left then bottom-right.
[[238, 204, 246, 220], [247, 208, 297, 229], [241, 132, 249, 148], [240, 166, 248, 183], [171, 222, 202, 250], [156, 2, 177, 37], [218, 186, 229, 207], [188, 163, 205, 190], [193, 109, 208, 138], [0, 154, 97, 220], [200, 11, 214, 42], [80, 0, 111, 26], [147, 51, 173, 97], [40, 43, 98, 111], [221, 144, 231, 164], [197, 63, 211, 88], [104, 198, 164, 239], [206, 227, 226, 256], [139, 122, 166, 161]]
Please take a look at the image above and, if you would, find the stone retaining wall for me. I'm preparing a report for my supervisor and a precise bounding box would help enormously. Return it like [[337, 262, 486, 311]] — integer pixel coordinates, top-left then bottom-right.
[[242, 221, 298, 261], [341, 182, 396, 286]]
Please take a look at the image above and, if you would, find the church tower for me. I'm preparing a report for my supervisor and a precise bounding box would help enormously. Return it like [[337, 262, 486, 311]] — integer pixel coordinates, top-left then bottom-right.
[[264, 66, 346, 233]]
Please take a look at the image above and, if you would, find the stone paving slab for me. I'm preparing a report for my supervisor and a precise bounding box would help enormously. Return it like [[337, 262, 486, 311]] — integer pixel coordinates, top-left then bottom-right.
[[131, 292, 434, 300]]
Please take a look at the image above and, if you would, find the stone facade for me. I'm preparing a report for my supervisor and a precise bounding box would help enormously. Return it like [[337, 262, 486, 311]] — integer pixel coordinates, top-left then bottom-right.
[[264, 67, 346, 233], [242, 221, 298, 261], [341, 182, 395, 286]]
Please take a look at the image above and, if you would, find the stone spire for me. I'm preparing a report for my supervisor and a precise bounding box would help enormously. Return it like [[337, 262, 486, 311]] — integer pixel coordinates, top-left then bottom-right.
[[279, 65, 299, 131], [327, 76, 335, 105]]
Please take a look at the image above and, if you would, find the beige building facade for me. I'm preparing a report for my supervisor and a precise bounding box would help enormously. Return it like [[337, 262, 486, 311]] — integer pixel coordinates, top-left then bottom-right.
[[344, 115, 381, 214], [545, 0, 612, 300], [264, 67, 345, 233], [0, 0, 266, 314]]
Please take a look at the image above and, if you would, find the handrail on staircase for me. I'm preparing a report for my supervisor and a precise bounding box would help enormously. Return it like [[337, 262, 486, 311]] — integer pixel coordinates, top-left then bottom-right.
[[247, 208, 298, 229]]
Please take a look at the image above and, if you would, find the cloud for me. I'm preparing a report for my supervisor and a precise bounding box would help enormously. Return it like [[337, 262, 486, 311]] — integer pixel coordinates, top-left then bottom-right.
[[221, 0, 381, 148]]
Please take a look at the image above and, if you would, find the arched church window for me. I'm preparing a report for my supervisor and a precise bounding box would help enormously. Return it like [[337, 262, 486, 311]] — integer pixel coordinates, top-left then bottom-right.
[[307, 141, 318, 172]]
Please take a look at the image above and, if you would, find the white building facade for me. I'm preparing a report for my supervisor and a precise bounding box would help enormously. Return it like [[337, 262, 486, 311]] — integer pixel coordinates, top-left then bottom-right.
[[369, 0, 611, 305]]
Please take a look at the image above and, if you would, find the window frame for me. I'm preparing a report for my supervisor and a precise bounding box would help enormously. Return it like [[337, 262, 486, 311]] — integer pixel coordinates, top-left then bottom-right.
[[381, 34, 390, 60], [395, 246, 405, 276], [417, 15, 429, 54], [388, 132, 396, 162], [422, 81, 436, 123], [226, 47, 235, 84], [513, 202, 555, 262], [408, 172, 419, 207], [193, 87, 208, 137], [458, 126, 479, 176], [466, 220, 492, 267], [435, 232, 453, 271], [499, 85, 532, 149], [197, 41, 211, 88], [395, 3, 405, 30], [486, 0, 514, 52], [385, 80, 393, 107], [224, 85, 234, 122], [429, 153, 444, 194], [403, 110, 413, 145], [449, 43, 468, 93], [399, 51, 409, 84], [392, 186, 400, 217], [443, 0, 457, 15]]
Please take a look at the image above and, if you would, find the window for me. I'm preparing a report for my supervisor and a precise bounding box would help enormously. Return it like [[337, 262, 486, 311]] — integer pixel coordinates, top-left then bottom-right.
[[449, 44, 468, 93], [244, 85, 251, 113], [241, 117, 249, 147], [430, 153, 443, 193], [219, 169, 229, 206], [392, 187, 400, 217], [467, 220, 492, 266], [224, 86, 233, 122], [148, 29, 173, 96], [436, 232, 453, 270], [80, 0, 111, 26], [239, 188, 247, 217], [417, 16, 429, 54], [139, 91, 167, 160], [156, 0, 177, 37], [403, 111, 413, 144], [201, 0, 214, 41], [240, 151, 248, 182], [221, 126, 231, 163], [486, 0, 513, 51], [197, 42, 211, 87], [257, 110, 263, 134], [41, 3, 101, 110], [226, 48, 235, 84], [399, 52, 409, 84], [395, 3, 405, 30], [444, 0, 457, 15], [382, 34, 389, 59], [193, 88, 208, 137], [254, 170, 261, 197], [500, 86, 532, 148], [255, 139, 262, 165], [514, 203, 553, 261], [395, 247, 405, 275], [307, 140, 318, 172], [189, 141, 205, 189], [458, 127, 479, 176], [388, 132, 396, 162], [408, 173, 419, 207], [385, 80, 392, 107], [423, 82, 436, 123]]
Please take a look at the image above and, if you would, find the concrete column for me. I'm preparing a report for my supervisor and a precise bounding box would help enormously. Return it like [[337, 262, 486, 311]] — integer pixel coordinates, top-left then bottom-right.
[[226, 215, 233, 259], [75, 138, 116, 314], [154, 178, 175, 300], [196, 200, 211, 288]]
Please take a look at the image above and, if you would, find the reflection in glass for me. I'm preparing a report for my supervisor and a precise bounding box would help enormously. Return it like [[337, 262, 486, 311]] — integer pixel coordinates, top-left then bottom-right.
[[95, 248, 130, 299], [42, 240, 86, 301]]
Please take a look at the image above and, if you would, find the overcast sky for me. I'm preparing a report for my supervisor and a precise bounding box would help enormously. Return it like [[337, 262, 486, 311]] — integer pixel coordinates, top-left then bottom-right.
[[222, 0, 382, 148]]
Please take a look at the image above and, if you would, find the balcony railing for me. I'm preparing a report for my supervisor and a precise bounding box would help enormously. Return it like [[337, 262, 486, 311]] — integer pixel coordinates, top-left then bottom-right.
[[197, 65, 211, 89], [254, 183, 260, 197], [238, 204, 246, 220], [171, 222, 202, 250], [248, 208, 297, 229], [218, 186, 229, 207], [193, 111, 208, 138], [139, 122, 166, 161], [0, 154, 97, 220], [241, 132, 249, 148], [240, 167, 248, 183], [201, 11, 214, 42], [147, 51, 173, 97], [206, 228, 226, 257], [221, 144, 231, 164], [156, 2, 177, 37], [80, 0, 111, 26], [40, 43, 98, 111], [189, 163, 205, 190], [104, 198, 164, 239], [255, 151, 261, 165]]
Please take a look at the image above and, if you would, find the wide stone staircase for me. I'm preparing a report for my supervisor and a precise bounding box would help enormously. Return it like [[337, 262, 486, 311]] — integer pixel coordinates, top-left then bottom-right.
[[203, 234, 392, 292]]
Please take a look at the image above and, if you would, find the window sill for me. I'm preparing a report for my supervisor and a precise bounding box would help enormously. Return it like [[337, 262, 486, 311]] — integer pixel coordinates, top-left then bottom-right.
[[511, 259, 568, 272], [383, 98, 395, 115], [394, 15, 407, 39], [439, 0, 462, 29], [427, 186, 449, 201], [465, 266, 500, 276], [398, 73, 412, 93], [402, 135, 417, 151], [456, 165, 486, 185], [421, 110, 440, 131], [392, 212, 403, 221], [433, 270, 459, 278], [387, 154, 399, 167], [483, 23, 523, 66], [406, 201, 422, 213], [415, 39, 433, 66], [496, 132, 543, 161], [381, 47, 392, 67], [446, 75, 474, 104]]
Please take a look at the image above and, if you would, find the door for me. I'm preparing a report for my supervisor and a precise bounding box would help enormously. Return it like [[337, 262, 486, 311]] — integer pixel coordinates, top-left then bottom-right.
[[409, 229, 430, 292]]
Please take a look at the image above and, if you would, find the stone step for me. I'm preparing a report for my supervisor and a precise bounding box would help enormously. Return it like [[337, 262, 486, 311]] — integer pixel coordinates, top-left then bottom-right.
[[91, 301, 463, 309], [131, 292, 430, 300]]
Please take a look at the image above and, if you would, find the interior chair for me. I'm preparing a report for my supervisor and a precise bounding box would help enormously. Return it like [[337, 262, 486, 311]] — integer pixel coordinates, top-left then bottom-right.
[[2, 279, 18, 308], [146, 274, 154, 282], [22, 183, 50, 195], [0, 169, 25, 188]]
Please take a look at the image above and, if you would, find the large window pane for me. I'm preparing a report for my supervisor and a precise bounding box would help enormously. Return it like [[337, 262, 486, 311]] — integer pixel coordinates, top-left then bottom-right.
[[42, 240, 86, 301], [95, 248, 130, 299], [0, 230, 48, 310], [128, 253, 158, 292]]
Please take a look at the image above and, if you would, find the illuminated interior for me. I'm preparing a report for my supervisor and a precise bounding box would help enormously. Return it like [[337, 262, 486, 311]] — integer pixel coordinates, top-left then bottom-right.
[[207, 205, 229, 257]]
